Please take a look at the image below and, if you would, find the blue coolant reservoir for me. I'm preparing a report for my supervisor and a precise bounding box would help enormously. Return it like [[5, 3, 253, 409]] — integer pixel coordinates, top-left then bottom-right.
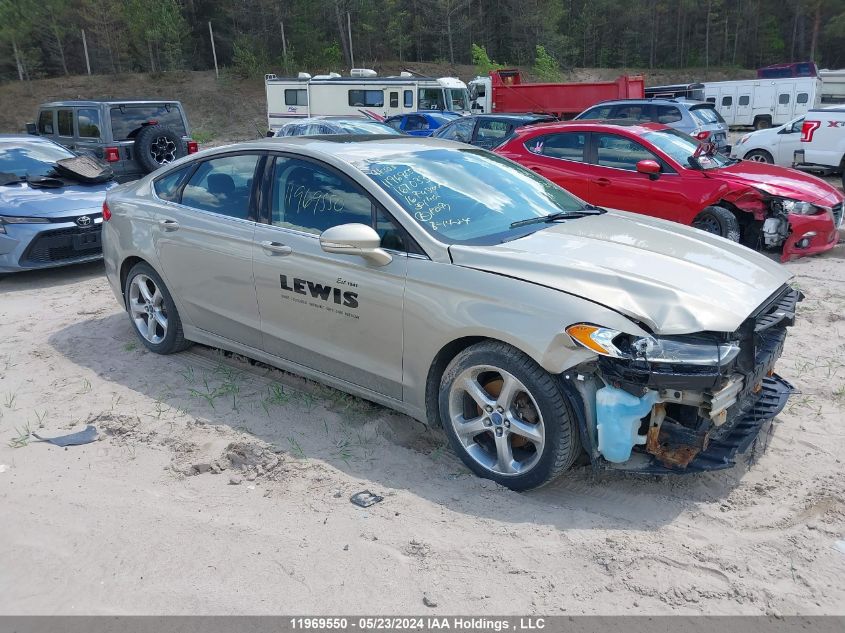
[[595, 386, 660, 463]]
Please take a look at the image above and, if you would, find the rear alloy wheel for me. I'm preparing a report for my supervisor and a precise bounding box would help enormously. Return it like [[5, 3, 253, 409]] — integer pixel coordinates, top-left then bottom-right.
[[124, 262, 190, 354], [693, 205, 741, 242], [439, 341, 580, 491], [744, 149, 773, 163]]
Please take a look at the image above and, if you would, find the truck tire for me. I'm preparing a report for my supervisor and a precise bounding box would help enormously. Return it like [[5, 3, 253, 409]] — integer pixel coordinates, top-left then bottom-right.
[[438, 340, 581, 491], [692, 206, 741, 241], [753, 117, 772, 131], [134, 125, 186, 173]]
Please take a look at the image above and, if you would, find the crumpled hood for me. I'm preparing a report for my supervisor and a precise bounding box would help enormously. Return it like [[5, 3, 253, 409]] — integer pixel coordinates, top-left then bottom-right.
[[0, 181, 113, 217], [714, 161, 843, 207], [449, 211, 791, 334]]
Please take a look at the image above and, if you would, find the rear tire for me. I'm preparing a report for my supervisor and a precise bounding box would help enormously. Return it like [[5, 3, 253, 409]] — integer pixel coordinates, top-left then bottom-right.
[[693, 206, 741, 241], [438, 341, 581, 491], [744, 149, 773, 163], [124, 262, 191, 354]]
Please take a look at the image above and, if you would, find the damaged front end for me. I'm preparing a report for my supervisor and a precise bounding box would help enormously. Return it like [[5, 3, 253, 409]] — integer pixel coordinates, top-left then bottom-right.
[[564, 285, 801, 473]]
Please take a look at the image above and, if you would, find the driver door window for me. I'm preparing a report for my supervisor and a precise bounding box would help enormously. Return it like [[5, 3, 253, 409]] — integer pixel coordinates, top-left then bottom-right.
[[595, 133, 659, 171], [438, 118, 474, 143]]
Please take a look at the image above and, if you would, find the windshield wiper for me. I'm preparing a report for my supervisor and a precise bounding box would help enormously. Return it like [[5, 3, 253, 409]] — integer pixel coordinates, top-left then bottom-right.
[[510, 206, 605, 229]]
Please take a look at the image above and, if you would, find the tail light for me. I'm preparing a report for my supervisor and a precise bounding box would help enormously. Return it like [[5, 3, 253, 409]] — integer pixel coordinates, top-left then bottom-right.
[[104, 147, 120, 162], [801, 120, 821, 142], [187, 140, 199, 154], [102, 201, 111, 222], [694, 131, 711, 140]]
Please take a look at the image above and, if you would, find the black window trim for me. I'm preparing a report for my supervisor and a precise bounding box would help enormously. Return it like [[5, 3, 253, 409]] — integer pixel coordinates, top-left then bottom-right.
[[260, 151, 427, 257], [150, 150, 265, 224]]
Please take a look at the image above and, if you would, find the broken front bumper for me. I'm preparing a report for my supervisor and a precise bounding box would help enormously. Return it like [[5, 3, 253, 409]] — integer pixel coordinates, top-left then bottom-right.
[[781, 209, 841, 262], [618, 373, 793, 474]]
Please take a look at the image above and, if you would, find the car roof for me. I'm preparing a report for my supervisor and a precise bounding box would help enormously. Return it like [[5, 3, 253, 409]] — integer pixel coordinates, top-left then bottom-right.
[[0, 134, 63, 144], [38, 100, 183, 107], [586, 98, 713, 109], [513, 120, 670, 136], [199, 135, 471, 164]]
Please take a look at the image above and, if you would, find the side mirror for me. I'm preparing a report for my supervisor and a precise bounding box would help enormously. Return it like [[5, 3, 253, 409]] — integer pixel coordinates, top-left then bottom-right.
[[636, 159, 661, 179], [320, 223, 392, 266], [25, 122, 37, 135]]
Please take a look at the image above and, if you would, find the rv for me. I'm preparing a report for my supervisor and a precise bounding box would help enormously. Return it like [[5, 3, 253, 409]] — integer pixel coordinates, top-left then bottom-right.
[[264, 69, 471, 133], [702, 77, 821, 129]]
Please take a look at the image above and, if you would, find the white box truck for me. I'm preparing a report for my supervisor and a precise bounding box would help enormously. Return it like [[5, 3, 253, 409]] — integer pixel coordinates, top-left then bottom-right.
[[703, 77, 820, 129]]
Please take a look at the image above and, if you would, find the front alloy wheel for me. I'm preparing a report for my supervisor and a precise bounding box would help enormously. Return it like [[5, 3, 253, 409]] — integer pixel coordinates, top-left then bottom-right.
[[439, 341, 580, 490], [448, 365, 546, 476]]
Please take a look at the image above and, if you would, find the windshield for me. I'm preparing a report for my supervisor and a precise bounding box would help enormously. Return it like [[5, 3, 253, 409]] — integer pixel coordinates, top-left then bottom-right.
[[447, 88, 470, 112], [339, 121, 402, 135], [643, 129, 732, 170], [0, 140, 75, 178], [689, 106, 725, 125], [357, 148, 587, 244]]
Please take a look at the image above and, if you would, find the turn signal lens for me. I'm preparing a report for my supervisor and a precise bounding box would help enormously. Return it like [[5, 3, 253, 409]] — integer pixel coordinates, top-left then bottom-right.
[[566, 324, 625, 357]]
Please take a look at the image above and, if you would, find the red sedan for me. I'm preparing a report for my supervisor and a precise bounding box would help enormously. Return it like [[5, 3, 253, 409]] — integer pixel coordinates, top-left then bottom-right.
[[495, 121, 843, 261]]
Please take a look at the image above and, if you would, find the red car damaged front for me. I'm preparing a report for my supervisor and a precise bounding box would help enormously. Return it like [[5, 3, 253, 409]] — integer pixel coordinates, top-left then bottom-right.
[[713, 159, 843, 261], [495, 122, 842, 262]]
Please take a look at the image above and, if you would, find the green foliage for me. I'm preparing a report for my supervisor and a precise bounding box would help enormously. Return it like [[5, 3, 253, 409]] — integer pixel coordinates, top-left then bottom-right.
[[471, 43, 503, 75], [231, 35, 263, 79], [532, 45, 560, 82], [124, 0, 188, 71]]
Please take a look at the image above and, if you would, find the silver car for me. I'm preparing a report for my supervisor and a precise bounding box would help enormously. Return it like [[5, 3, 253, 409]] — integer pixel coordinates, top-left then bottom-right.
[[1, 135, 114, 274], [102, 137, 798, 490]]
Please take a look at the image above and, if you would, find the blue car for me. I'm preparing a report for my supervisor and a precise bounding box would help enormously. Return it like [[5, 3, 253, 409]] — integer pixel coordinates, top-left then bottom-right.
[[383, 112, 462, 136], [0, 135, 115, 274]]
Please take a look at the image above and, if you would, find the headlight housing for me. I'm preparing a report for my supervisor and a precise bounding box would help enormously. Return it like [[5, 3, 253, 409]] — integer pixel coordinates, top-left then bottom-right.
[[0, 215, 51, 234], [566, 324, 740, 367], [770, 198, 826, 216], [738, 134, 750, 146]]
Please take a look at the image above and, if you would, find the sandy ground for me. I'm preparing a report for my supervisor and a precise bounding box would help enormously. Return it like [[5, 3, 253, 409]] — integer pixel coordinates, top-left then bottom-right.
[[0, 242, 844, 615]]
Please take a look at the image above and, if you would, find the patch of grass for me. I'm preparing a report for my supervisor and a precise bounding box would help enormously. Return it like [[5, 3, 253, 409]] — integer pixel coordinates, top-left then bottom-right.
[[178, 365, 196, 383], [34, 410, 47, 428], [3, 392, 16, 409], [287, 436, 305, 459], [123, 341, 138, 352], [8, 422, 31, 448], [192, 128, 215, 144], [80, 378, 92, 394]]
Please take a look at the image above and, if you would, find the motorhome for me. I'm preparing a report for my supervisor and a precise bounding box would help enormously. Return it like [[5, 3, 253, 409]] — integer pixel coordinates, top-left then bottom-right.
[[264, 69, 470, 132], [702, 77, 821, 129]]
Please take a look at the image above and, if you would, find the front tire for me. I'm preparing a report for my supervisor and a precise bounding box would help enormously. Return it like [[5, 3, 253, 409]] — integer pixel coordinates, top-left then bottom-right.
[[438, 341, 581, 491], [693, 205, 741, 241], [744, 149, 773, 163], [124, 262, 191, 354]]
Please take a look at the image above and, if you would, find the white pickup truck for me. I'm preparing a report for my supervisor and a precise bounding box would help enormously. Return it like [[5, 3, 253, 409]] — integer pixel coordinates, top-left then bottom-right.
[[795, 106, 845, 190]]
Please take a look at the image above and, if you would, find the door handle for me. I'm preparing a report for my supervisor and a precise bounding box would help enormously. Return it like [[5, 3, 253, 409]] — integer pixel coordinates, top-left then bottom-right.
[[592, 177, 611, 187], [159, 219, 180, 231], [260, 240, 292, 256]]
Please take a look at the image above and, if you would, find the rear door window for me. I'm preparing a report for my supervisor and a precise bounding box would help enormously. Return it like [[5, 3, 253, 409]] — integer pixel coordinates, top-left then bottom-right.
[[526, 132, 587, 162], [405, 115, 427, 132], [437, 118, 474, 143], [474, 119, 513, 149], [57, 109, 74, 137], [655, 106, 682, 124], [609, 104, 651, 121], [37, 110, 54, 135], [109, 104, 187, 141], [180, 154, 260, 220], [577, 105, 613, 120], [77, 108, 101, 138]]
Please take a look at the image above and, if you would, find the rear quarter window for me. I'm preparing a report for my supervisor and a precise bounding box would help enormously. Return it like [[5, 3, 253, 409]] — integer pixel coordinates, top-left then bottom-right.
[[690, 106, 724, 124], [109, 104, 187, 141]]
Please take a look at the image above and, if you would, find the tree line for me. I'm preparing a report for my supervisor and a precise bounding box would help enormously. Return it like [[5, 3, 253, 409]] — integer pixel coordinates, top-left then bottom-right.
[[1, 0, 843, 82]]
